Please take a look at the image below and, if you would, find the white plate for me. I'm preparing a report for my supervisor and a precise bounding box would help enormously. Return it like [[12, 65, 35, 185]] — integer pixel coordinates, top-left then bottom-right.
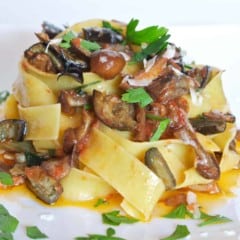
[[0, 24, 240, 240]]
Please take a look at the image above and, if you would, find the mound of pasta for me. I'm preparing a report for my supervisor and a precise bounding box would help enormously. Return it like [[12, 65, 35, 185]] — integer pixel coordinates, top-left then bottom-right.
[[1, 19, 240, 221]]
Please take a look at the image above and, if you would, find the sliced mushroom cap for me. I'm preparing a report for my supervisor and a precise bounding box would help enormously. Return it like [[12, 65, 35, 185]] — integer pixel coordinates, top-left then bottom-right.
[[93, 90, 136, 131], [0, 119, 26, 142], [145, 147, 176, 190], [90, 49, 126, 79]]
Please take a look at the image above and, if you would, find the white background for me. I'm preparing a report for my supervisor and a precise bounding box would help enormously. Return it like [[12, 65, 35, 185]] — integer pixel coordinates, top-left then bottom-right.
[[1, 1, 240, 239]]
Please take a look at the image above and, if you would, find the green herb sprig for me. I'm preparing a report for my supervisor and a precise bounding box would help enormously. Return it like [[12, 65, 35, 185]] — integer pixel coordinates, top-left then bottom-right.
[[59, 31, 76, 49], [121, 87, 153, 108], [0, 204, 19, 240], [160, 225, 190, 240], [126, 19, 168, 45], [26, 226, 48, 239], [75, 227, 126, 240], [80, 40, 101, 52], [102, 21, 122, 34], [150, 118, 170, 142], [131, 34, 170, 63], [102, 210, 138, 226], [0, 172, 14, 186]]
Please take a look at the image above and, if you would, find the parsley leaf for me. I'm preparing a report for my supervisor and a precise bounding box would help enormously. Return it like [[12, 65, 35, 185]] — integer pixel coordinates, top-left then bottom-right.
[[0, 215, 19, 233], [121, 88, 153, 107], [94, 198, 108, 207], [0, 232, 14, 240], [0, 91, 10, 104], [75, 227, 126, 240], [80, 40, 101, 52], [160, 225, 190, 240], [198, 211, 232, 227], [0, 205, 9, 216], [26, 226, 48, 239], [0, 172, 13, 186], [164, 204, 193, 219], [131, 34, 170, 63], [106, 228, 115, 237], [102, 210, 138, 226], [126, 18, 168, 45], [102, 21, 122, 34], [59, 31, 76, 49], [150, 118, 170, 141]]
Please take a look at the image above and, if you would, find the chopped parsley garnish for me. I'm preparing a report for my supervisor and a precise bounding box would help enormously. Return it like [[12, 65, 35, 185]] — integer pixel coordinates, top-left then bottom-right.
[[160, 225, 190, 240], [0, 232, 14, 240], [102, 21, 122, 34], [0, 204, 19, 235], [198, 211, 232, 227], [126, 18, 168, 45], [146, 113, 165, 121], [121, 87, 153, 107], [0, 172, 14, 186], [102, 210, 138, 226], [0, 91, 9, 104], [131, 34, 170, 63], [164, 204, 193, 219], [75, 227, 126, 240], [26, 226, 48, 239], [80, 40, 101, 52], [164, 204, 232, 227], [94, 198, 108, 208], [150, 118, 170, 142], [59, 31, 76, 49]]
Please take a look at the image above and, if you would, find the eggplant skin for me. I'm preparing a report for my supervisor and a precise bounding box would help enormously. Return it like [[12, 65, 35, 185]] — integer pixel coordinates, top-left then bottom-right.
[[93, 90, 136, 131], [145, 147, 176, 190], [25, 166, 63, 204], [0, 119, 26, 142]]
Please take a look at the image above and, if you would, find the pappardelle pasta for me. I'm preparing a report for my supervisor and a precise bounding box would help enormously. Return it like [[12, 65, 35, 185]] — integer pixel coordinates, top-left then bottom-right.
[[1, 19, 240, 221]]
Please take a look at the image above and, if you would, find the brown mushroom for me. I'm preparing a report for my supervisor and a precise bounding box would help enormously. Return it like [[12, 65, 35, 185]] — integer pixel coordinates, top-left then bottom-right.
[[90, 49, 126, 79]]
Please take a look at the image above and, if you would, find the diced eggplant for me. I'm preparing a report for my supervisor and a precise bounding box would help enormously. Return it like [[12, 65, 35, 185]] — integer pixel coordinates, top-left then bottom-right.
[[25, 152, 45, 167], [0, 119, 26, 141], [83, 27, 123, 43], [93, 90, 136, 131], [58, 49, 89, 83], [25, 166, 63, 204], [42, 21, 63, 39], [189, 117, 226, 135], [24, 43, 64, 73], [58, 89, 89, 114], [145, 147, 176, 190]]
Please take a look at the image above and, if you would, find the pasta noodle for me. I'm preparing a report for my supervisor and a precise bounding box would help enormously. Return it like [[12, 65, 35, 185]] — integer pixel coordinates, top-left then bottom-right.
[[0, 18, 240, 221]]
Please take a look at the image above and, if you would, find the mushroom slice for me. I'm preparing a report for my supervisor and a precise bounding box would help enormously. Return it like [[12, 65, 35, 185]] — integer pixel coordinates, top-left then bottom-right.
[[0, 119, 26, 141], [175, 126, 220, 180], [93, 90, 136, 131], [145, 147, 176, 190]]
